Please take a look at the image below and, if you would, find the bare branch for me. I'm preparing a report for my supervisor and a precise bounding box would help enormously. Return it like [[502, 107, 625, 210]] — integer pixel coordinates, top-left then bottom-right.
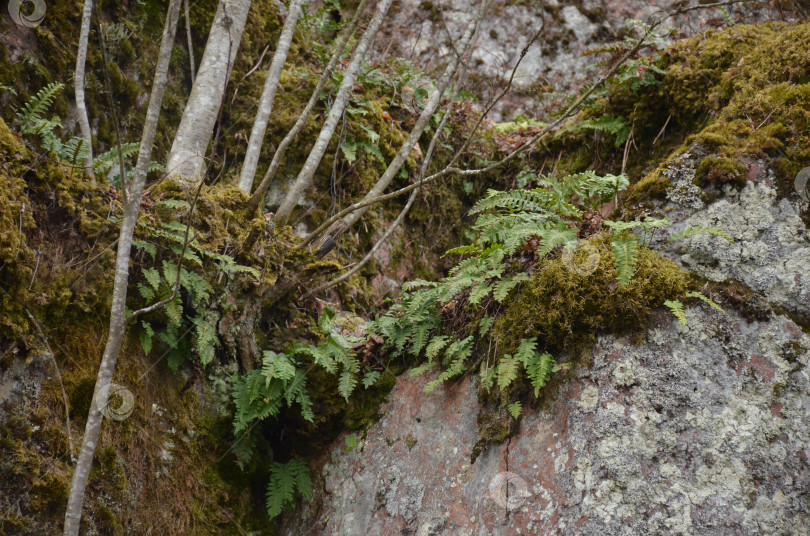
[[300, 0, 760, 248], [74, 0, 94, 181], [238, 0, 305, 192], [64, 1, 182, 533], [274, 0, 395, 221], [247, 0, 372, 209]]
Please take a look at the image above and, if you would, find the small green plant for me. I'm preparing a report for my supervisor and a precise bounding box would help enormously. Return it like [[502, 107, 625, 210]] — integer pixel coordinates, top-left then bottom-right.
[[15, 82, 90, 165], [368, 168, 731, 407]]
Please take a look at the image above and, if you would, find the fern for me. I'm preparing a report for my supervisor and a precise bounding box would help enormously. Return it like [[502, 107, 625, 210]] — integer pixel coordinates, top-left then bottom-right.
[[685, 291, 724, 312], [496, 355, 521, 391], [508, 401, 523, 420], [612, 236, 640, 286], [265, 459, 312, 519], [16, 82, 65, 131], [565, 114, 630, 148], [523, 350, 556, 397], [664, 299, 687, 325], [669, 226, 733, 243]]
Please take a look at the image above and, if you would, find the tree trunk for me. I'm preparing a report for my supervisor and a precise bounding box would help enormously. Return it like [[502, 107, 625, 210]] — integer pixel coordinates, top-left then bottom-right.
[[63, 1, 182, 533], [341, 0, 490, 228], [74, 0, 94, 180], [237, 0, 304, 193], [166, 0, 252, 182], [273, 0, 395, 221], [247, 0, 370, 210]]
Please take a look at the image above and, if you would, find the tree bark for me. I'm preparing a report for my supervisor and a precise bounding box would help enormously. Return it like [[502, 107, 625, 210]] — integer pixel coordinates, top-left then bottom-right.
[[63, 1, 182, 533], [166, 0, 252, 182], [185, 0, 196, 83], [274, 0, 395, 222], [237, 0, 305, 193], [74, 0, 94, 180]]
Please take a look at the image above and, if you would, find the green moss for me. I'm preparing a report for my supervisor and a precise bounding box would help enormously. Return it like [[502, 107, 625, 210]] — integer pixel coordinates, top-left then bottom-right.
[[491, 236, 689, 356], [694, 155, 748, 188], [30, 474, 69, 516]]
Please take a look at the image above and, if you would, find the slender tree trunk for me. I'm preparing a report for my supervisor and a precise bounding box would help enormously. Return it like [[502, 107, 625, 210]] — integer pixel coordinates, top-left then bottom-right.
[[274, 0, 395, 221], [74, 0, 94, 181], [185, 0, 196, 83], [63, 1, 182, 534], [166, 0, 252, 182], [237, 0, 305, 193], [341, 0, 490, 229], [247, 0, 370, 210]]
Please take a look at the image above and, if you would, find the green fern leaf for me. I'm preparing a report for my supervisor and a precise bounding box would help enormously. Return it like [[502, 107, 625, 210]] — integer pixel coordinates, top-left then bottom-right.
[[496, 355, 520, 391], [425, 335, 449, 360], [492, 273, 529, 303], [524, 351, 556, 397], [362, 370, 381, 388], [611, 237, 640, 286], [669, 226, 733, 243], [508, 401, 522, 419], [664, 299, 687, 325], [685, 291, 724, 312], [16, 82, 65, 131], [265, 459, 311, 519], [338, 369, 358, 401], [139, 321, 154, 355], [142, 267, 162, 291], [261, 351, 296, 384], [479, 316, 495, 337]]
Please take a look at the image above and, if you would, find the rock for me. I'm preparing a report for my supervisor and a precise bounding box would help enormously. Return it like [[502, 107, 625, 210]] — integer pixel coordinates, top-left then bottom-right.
[[281, 307, 810, 535]]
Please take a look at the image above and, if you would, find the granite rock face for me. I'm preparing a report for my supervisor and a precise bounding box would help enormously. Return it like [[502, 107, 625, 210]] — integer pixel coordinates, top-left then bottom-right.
[[651, 145, 810, 319], [281, 308, 809, 535], [375, 1, 801, 121]]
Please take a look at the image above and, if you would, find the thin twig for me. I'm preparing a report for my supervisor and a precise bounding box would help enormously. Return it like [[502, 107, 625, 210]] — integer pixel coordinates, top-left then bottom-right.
[[300, 0, 759, 248]]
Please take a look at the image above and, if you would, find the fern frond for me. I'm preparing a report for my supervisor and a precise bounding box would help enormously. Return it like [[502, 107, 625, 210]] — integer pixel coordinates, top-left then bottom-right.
[[479, 316, 495, 337], [508, 401, 522, 419], [496, 355, 520, 391], [669, 226, 733, 243], [612, 236, 640, 286], [265, 459, 312, 519], [16, 82, 64, 130], [685, 291, 724, 312], [338, 369, 358, 401], [425, 335, 449, 360], [664, 299, 687, 325], [261, 351, 297, 384]]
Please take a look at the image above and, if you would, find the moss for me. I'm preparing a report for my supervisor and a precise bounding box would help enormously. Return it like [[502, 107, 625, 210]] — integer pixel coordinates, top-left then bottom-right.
[[94, 503, 124, 536], [30, 474, 69, 516], [694, 155, 748, 188], [68, 376, 96, 420], [491, 235, 689, 356]]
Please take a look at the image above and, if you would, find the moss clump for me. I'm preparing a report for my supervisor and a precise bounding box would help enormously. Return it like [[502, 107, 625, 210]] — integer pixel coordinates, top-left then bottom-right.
[[492, 236, 689, 356], [695, 155, 748, 188]]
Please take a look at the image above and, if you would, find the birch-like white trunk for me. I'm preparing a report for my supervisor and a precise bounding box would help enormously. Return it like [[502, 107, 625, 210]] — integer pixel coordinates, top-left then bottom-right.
[[342, 0, 490, 228], [237, 0, 304, 193], [63, 1, 182, 534], [247, 0, 370, 210], [166, 0, 252, 182], [274, 0, 395, 221], [74, 0, 94, 179]]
